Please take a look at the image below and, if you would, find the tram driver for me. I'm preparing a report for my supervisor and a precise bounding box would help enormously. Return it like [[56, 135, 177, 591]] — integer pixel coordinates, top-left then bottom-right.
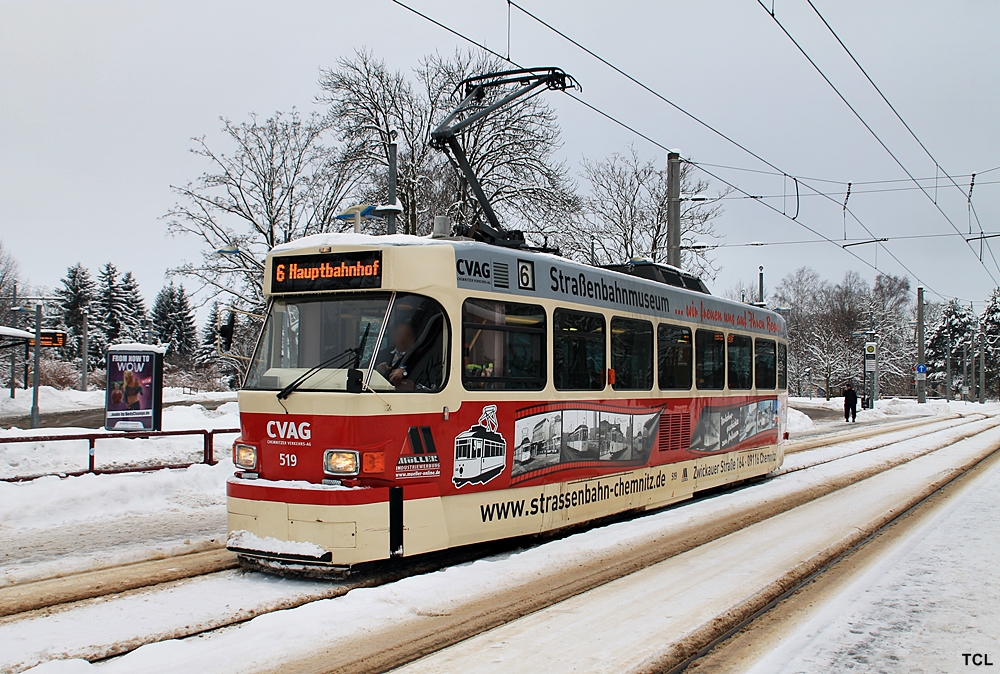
[[376, 322, 417, 389]]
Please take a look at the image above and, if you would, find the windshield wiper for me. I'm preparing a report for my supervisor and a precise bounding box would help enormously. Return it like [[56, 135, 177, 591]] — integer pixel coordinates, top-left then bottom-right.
[[276, 323, 372, 400]]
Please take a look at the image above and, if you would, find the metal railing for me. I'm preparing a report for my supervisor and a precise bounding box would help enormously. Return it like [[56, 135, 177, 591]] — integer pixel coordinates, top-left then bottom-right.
[[0, 427, 240, 482]]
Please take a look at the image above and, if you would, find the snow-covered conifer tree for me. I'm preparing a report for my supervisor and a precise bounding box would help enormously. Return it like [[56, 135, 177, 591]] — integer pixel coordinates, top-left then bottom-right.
[[55, 263, 96, 362], [926, 300, 976, 397], [119, 271, 148, 343]]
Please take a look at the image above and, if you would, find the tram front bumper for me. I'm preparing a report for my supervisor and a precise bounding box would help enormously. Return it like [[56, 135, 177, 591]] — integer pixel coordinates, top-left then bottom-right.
[[226, 494, 390, 567]]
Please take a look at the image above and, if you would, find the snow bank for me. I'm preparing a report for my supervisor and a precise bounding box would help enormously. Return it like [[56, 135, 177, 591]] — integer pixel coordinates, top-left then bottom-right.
[[785, 407, 814, 433], [0, 459, 234, 532], [0, 403, 240, 479], [0, 386, 235, 419]]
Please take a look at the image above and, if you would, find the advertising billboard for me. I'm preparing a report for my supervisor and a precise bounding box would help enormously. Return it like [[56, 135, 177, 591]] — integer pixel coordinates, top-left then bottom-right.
[[105, 345, 164, 431]]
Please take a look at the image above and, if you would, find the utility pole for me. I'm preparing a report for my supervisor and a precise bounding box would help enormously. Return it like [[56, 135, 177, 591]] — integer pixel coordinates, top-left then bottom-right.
[[758, 266, 765, 306], [386, 131, 398, 235], [667, 151, 681, 268], [980, 332, 986, 404], [80, 313, 89, 391], [962, 343, 968, 401], [970, 330, 976, 400], [30, 304, 41, 429], [916, 286, 925, 403], [946, 331, 952, 401]]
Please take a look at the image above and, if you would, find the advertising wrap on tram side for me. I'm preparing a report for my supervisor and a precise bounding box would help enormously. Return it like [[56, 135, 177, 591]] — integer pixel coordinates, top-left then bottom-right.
[[234, 393, 785, 500]]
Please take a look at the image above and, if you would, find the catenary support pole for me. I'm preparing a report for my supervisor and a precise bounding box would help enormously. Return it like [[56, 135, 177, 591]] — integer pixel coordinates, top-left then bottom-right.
[[667, 151, 681, 268], [980, 332, 986, 404], [758, 266, 765, 305], [30, 304, 41, 429], [963, 344, 968, 401], [917, 286, 925, 403], [946, 332, 952, 401]]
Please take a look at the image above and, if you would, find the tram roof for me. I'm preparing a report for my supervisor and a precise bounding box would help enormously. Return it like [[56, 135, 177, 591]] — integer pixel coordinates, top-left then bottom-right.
[[267, 233, 787, 339]]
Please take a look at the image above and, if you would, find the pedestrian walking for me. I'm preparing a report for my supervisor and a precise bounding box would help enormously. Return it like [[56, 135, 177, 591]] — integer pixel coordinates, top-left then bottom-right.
[[843, 383, 858, 422]]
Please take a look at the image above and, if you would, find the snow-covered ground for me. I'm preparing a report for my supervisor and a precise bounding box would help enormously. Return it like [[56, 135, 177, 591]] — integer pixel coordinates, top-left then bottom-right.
[[0, 403, 240, 587], [8, 412, 998, 673], [0, 402, 240, 479], [789, 395, 955, 422], [746, 444, 1000, 673], [0, 386, 235, 419]]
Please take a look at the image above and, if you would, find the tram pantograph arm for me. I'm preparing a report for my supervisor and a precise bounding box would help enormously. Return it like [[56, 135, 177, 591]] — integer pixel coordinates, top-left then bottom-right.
[[429, 67, 579, 248]]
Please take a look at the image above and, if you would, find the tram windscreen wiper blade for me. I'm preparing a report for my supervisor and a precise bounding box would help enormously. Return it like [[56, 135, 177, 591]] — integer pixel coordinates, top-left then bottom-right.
[[276, 349, 354, 400], [276, 323, 373, 400]]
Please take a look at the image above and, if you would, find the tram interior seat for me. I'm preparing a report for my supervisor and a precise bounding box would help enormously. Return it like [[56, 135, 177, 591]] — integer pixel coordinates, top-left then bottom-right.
[[396, 312, 446, 391]]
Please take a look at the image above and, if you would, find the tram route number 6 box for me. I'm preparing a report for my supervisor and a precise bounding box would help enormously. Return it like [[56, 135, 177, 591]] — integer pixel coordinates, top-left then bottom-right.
[[105, 344, 165, 431]]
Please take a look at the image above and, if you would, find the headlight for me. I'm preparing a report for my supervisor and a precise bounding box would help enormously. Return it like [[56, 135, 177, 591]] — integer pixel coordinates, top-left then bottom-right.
[[324, 449, 360, 476], [235, 444, 258, 470]]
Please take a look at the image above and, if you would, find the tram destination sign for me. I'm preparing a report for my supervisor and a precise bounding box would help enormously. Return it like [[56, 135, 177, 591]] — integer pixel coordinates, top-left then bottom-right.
[[271, 251, 382, 293]]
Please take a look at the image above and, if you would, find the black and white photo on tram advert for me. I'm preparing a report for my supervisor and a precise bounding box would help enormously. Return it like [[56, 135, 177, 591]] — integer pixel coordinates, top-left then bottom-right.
[[689, 399, 781, 453], [512, 403, 662, 482], [453, 405, 508, 487]]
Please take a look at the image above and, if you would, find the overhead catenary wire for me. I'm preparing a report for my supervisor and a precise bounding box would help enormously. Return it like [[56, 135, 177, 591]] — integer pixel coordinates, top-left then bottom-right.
[[710, 178, 1000, 201], [389, 0, 965, 303], [806, 0, 1000, 274], [503, 0, 958, 298], [759, 0, 1000, 286]]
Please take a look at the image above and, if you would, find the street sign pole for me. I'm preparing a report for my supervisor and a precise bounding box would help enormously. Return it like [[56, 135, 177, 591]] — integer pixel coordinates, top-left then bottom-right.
[[30, 304, 41, 429]]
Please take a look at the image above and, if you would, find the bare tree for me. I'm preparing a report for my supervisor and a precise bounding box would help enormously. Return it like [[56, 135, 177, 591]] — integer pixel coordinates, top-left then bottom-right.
[[318, 49, 579, 239], [772, 267, 825, 395], [165, 110, 365, 307], [0, 240, 21, 328], [570, 147, 727, 279]]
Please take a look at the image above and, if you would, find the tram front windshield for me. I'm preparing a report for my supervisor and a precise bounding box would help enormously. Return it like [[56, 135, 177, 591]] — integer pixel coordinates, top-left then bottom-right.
[[245, 293, 448, 393]]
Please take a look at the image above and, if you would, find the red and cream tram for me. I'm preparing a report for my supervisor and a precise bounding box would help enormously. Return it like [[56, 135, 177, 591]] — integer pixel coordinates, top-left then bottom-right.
[[227, 233, 788, 573]]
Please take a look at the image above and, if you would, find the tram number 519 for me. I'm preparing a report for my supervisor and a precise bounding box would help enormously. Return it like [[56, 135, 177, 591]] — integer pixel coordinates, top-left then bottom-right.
[[279, 453, 297, 467]]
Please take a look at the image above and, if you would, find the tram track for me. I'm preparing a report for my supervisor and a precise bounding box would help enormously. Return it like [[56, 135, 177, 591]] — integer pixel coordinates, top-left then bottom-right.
[[268, 413, 1000, 674], [2, 413, 964, 613], [386, 420, 1000, 674], [2, 412, 993, 673]]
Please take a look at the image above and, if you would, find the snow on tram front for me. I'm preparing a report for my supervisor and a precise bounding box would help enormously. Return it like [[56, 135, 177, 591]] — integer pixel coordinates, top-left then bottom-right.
[[226, 232, 789, 575]]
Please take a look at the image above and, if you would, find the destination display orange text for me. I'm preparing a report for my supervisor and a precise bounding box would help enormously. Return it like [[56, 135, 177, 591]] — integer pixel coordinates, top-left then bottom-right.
[[270, 251, 382, 292]]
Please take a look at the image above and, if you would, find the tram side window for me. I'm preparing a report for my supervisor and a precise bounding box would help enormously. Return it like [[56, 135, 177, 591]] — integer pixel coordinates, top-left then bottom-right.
[[778, 342, 788, 390], [695, 330, 726, 390], [755, 339, 777, 390], [611, 317, 653, 390], [554, 309, 605, 390], [463, 299, 546, 390], [658, 324, 692, 390], [728, 334, 753, 390]]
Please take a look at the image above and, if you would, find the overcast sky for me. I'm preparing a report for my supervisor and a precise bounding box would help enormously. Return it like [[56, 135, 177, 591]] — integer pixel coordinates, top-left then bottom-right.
[[2, 0, 998, 317]]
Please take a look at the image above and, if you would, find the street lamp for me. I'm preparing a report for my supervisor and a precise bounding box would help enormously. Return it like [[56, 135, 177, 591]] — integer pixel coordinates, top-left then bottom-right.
[[14, 305, 42, 429]]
